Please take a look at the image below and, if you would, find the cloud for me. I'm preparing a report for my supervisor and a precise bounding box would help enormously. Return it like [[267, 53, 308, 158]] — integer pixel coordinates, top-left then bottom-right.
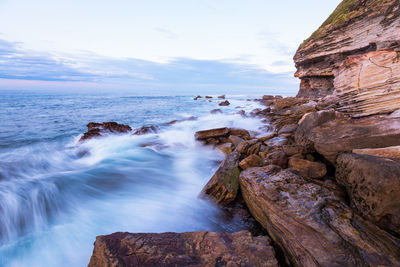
[[0, 38, 299, 95]]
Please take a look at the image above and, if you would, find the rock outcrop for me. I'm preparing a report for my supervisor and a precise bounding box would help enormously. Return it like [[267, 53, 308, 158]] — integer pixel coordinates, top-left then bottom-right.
[[336, 153, 400, 235], [79, 122, 132, 142], [240, 166, 400, 267], [88, 231, 278, 267], [294, 0, 400, 117]]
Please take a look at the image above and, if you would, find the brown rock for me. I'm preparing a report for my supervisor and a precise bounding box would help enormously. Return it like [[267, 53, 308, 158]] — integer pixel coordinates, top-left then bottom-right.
[[352, 145, 400, 158], [257, 132, 277, 142], [195, 127, 229, 140], [240, 166, 400, 267], [270, 97, 306, 111], [205, 95, 213, 98], [80, 122, 132, 142], [239, 154, 261, 170], [199, 152, 240, 205], [278, 124, 298, 134], [216, 143, 233, 154], [228, 135, 244, 147], [301, 116, 400, 163], [88, 231, 278, 267], [219, 100, 230, 106], [260, 150, 287, 168], [217, 94, 226, 99], [247, 142, 262, 156], [193, 95, 202, 100], [234, 141, 250, 154], [282, 145, 303, 156], [132, 125, 159, 135], [229, 128, 251, 140], [336, 153, 400, 235], [288, 157, 327, 179]]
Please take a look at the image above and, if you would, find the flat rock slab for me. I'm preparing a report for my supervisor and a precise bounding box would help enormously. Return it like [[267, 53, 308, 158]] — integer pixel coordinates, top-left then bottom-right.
[[239, 166, 400, 267], [88, 231, 278, 267], [336, 153, 400, 235], [195, 127, 229, 140]]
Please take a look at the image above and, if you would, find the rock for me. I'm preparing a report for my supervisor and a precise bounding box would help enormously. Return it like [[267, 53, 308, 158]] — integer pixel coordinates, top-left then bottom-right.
[[88, 231, 279, 267], [288, 157, 327, 179], [247, 142, 262, 156], [301, 116, 400, 163], [294, 109, 338, 152], [278, 124, 298, 135], [132, 125, 159, 135], [336, 153, 400, 235], [239, 154, 262, 170], [199, 152, 241, 205], [210, 108, 222, 114], [80, 122, 132, 142], [262, 95, 274, 100], [217, 95, 226, 99], [260, 150, 287, 168], [205, 95, 213, 98], [234, 141, 250, 154], [335, 50, 400, 117], [228, 135, 244, 147], [195, 127, 229, 140], [236, 110, 246, 116], [193, 95, 202, 100], [216, 143, 233, 154], [165, 116, 197, 125], [352, 145, 400, 158], [294, 0, 400, 99], [219, 100, 230, 106], [282, 145, 303, 157], [257, 132, 277, 142], [229, 128, 251, 140], [270, 97, 306, 111], [240, 166, 400, 267]]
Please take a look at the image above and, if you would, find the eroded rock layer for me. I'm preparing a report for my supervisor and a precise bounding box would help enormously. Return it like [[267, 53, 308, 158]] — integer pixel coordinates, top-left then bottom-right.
[[294, 0, 400, 117]]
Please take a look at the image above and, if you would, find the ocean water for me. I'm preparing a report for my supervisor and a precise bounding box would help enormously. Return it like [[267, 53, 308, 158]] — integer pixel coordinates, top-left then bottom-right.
[[0, 92, 267, 266]]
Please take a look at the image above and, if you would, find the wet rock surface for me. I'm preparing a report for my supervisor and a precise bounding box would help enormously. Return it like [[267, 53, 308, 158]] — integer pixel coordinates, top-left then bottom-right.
[[240, 166, 400, 267], [79, 122, 132, 142], [88, 231, 278, 267], [336, 153, 400, 236]]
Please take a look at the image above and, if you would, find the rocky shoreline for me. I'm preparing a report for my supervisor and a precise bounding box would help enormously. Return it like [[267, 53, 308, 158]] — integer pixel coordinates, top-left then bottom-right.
[[86, 1, 400, 266]]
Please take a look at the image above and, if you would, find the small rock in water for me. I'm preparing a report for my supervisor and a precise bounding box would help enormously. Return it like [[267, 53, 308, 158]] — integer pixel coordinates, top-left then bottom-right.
[[205, 95, 213, 98], [217, 94, 226, 99], [193, 95, 202, 100], [210, 108, 223, 114], [219, 100, 230, 106], [132, 125, 159, 135], [79, 122, 132, 142]]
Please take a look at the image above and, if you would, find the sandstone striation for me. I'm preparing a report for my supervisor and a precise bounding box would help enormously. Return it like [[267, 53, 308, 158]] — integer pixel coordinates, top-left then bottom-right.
[[88, 231, 278, 267]]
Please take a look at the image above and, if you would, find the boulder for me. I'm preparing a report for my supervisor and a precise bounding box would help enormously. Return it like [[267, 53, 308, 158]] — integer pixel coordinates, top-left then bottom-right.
[[88, 231, 278, 267], [216, 143, 233, 155], [260, 150, 287, 168], [219, 100, 230, 106], [270, 97, 306, 111], [301, 116, 400, 163], [288, 157, 327, 179], [217, 94, 226, 99], [282, 145, 303, 157], [195, 127, 229, 140], [239, 166, 400, 267], [228, 135, 244, 147], [199, 152, 241, 205], [239, 154, 262, 170], [80, 122, 132, 142], [229, 128, 251, 140], [132, 125, 159, 135], [352, 145, 400, 159], [336, 153, 400, 235], [234, 141, 250, 154]]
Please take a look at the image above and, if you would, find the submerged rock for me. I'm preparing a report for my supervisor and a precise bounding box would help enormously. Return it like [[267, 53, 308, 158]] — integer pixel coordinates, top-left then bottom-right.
[[79, 122, 132, 142], [217, 94, 226, 99], [132, 125, 159, 135], [219, 100, 230, 106], [240, 166, 400, 266], [336, 153, 400, 236], [88, 231, 278, 267], [199, 152, 240, 205]]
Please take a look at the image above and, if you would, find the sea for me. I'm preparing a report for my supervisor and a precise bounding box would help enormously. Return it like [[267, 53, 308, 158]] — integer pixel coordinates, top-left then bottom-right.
[[0, 91, 268, 266]]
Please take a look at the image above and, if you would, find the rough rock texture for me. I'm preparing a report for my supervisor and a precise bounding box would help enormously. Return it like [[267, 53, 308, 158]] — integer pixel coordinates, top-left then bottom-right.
[[240, 166, 400, 267], [199, 152, 241, 205], [195, 128, 230, 140], [294, 0, 400, 116], [239, 154, 262, 170], [79, 122, 132, 142], [288, 157, 327, 179], [88, 231, 278, 267], [335, 50, 400, 117], [336, 153, 400, 235], [297, 115, 400, 163], [353, 145, 400, 158]]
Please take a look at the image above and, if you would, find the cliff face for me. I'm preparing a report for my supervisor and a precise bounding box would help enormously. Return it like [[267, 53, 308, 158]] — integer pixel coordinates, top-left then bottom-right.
[[294, 0, 400, 117]]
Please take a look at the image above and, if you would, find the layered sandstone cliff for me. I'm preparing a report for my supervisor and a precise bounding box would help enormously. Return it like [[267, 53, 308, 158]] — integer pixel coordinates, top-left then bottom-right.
[[294, 0, 400, 117]]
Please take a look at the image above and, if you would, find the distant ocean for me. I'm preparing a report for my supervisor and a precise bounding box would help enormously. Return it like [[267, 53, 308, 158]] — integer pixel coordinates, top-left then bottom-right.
[[0, 91, 267, 266]]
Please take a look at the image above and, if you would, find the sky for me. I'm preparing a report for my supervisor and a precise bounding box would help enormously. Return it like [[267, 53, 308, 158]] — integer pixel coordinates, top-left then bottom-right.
[[0, 0, 341, 95]]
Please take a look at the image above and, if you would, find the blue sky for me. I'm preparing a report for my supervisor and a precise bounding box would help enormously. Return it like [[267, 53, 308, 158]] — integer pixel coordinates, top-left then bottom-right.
[[0, 0, 341, 95]]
